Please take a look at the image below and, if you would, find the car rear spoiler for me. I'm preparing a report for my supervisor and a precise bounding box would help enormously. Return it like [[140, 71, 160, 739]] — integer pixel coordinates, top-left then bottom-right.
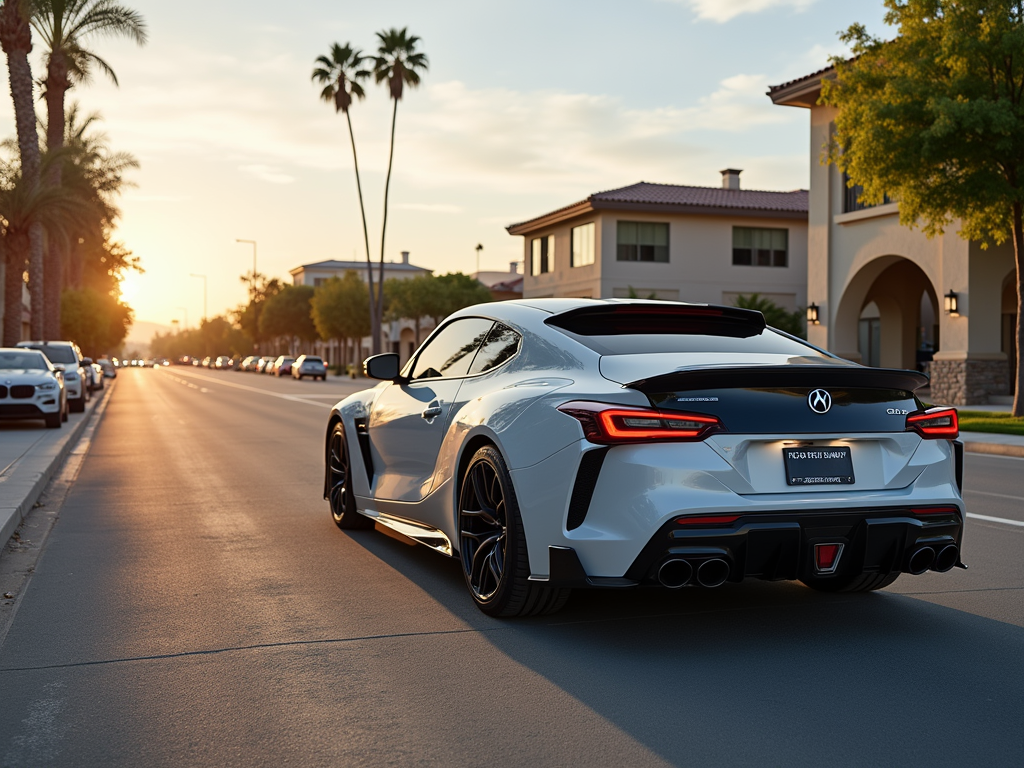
[[545, 304, 767, 339], [626, 365, 929, 393]]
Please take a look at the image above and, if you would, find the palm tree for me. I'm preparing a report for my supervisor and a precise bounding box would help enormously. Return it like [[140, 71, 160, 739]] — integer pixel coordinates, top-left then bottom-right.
[[0, 148, 92, 345], [311, 43, 377, 350], [1, 0, 44, 339], [372, 27, 427, 355], [31, 0, 147, 338]]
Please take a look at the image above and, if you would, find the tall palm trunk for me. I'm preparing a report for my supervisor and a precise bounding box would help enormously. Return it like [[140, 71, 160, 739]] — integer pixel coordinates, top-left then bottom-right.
[[43, 49, 69, 339], [0, 0, 43, 342], [3, 236, 25, 345], [377, 96, 399, 356], [345, 108, 376, 359], [1011, 200, 1023, 417]]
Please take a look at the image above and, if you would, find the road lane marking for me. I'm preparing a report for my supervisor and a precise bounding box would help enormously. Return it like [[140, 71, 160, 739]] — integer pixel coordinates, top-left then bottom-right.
[[966, 512, 1024, 528], [964, 489, 1024, 502], [156, 368, 334, 408]]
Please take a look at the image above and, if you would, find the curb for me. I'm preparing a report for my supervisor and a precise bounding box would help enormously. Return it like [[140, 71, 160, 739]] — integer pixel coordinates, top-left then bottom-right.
[[963, 441, 1024, 458], [0, 381, 114, 547]]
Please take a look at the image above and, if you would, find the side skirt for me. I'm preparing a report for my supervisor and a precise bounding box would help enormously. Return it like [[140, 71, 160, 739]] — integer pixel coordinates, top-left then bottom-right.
[[364, 509, 454, 557]]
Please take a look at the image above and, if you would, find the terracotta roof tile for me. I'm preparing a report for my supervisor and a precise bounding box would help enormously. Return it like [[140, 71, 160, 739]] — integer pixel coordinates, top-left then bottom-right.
[[590, 181, 808, 212]]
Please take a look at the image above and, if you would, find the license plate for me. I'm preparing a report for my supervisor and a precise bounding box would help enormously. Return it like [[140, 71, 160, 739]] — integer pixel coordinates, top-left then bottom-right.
[[783, 446, 854, 486]]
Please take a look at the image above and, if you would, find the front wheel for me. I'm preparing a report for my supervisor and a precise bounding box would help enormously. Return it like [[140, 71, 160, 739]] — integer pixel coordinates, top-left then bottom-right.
[[459, 446, 570, 617], [70, 395, 85, 413], [44, 411, 61, 429], [327, 423, 372, 530]]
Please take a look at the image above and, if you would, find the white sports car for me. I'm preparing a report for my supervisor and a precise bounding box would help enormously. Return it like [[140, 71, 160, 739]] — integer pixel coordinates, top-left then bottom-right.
[[324, 299, 965, 617], [0, 347, 68, 428]]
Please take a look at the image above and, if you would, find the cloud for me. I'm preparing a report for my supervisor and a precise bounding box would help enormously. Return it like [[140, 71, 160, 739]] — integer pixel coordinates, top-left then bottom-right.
[[239, 164, 295, 184], [668, 0, 818, 23]]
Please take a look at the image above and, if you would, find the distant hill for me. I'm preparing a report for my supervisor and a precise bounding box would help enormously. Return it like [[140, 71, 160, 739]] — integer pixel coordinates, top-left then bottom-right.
[[123, 320, 173, 357]]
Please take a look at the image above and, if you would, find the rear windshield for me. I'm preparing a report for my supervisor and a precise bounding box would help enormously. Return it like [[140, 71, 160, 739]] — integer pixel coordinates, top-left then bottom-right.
[[0, 351, 47, 370], [23, 344, 77, 364], [555, 328, 827, 357], [303, 357, 323, 363]]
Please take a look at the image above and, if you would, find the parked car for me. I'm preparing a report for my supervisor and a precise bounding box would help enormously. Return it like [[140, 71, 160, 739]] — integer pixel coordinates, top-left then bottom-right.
[[97, 359, 117, 378], [0, 347, 67, 428], [81, 358, 104, 391], [324, 299, 966, 617], [273, 356, 295, 376], [256, 356, 276, 374], [292, 355, 327, 380], [240, 355, 259, 372], [214, 356, 232, 370], [16, 340, 88, 412]]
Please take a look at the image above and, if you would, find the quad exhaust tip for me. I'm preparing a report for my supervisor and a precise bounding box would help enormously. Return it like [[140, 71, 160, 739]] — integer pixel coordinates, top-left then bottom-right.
[[932, 544, 959, 573], [908, 547, 936, 575], [658, 559, 693, 589], [696, 558, 730, 588]]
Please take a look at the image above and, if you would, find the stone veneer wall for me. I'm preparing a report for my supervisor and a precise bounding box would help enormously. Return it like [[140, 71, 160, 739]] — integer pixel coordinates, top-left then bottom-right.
[[929, 359, 1010, 405]]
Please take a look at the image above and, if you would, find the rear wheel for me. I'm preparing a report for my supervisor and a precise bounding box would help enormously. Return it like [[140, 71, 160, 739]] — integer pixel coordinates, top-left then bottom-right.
[[327, 423, 372, 530], [801, 571, 900, 593], [459, 446, 570, 617]]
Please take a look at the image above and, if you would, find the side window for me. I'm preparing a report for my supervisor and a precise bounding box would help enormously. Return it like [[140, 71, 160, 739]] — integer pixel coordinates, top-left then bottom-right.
[[410, 318, 494, 380], [468, 323, 521, 375]]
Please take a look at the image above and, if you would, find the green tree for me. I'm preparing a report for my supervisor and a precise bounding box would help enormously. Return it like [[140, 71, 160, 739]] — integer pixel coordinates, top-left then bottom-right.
[[371, 27, 427, 354], [235, 273, 280, 352], [312, 43, 377, 353], [1, 0, 44, 338], [259, 283, 317, 353], [60, 284, 130, 355], [312, 271, 370, 368], [384, 274, 432, 346], [732, 293, 806, 339], [420, 272, 492, 327], [32, 0, 146, 337], [821, 0, 1024, 414]]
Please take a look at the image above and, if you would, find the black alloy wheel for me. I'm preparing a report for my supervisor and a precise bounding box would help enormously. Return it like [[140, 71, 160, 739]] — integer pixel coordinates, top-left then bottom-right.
[[327, 423, 372, 530], [458, 446, 570, 617]]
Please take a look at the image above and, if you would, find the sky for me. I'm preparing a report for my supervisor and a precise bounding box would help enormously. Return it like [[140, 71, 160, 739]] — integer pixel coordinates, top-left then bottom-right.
[[0, 0, 891, 333]]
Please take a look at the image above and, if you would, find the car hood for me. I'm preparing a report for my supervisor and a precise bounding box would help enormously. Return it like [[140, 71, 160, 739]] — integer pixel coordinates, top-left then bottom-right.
[[0, 369, 56, 383], [598, 353, 852, 386]]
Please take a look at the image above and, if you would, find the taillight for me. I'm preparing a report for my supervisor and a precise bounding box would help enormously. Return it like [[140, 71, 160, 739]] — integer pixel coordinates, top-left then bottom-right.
[[558, 401, 722, 444], [906, 407, 959, 439], [675, 515, 739, 526]]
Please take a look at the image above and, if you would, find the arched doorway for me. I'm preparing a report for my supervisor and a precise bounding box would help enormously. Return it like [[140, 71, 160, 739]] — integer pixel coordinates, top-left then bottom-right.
[[836, 256, 939, 371]]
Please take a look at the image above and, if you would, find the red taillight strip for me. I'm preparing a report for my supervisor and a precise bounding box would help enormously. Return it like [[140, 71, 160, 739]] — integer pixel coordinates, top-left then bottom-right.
[[675, 515, 740, 526], [558, 402, 723, 445], [912, 506, 960, 516], [906, 407, 959, 439]]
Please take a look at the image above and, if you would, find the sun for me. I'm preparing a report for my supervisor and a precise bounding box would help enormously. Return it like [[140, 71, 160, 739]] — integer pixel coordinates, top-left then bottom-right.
[[119, 271, 142, 304]]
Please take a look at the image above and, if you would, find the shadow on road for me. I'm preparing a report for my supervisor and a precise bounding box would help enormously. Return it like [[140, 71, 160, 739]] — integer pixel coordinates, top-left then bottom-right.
[[347, 528, 1024, 766]]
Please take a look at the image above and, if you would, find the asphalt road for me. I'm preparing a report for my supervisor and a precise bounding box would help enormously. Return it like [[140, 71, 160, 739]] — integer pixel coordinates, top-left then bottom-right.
[[0, 367, 1021, 767]]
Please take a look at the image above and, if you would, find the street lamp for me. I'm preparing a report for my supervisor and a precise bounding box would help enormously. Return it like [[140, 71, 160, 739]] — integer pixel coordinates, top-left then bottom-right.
[[190, 273, 207, 321], [236, 239, 257, 277]]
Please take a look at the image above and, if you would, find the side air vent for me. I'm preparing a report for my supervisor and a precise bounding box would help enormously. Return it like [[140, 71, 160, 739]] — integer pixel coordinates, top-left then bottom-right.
[[566, 447, 609, 531], [354, 417, 374, 484]]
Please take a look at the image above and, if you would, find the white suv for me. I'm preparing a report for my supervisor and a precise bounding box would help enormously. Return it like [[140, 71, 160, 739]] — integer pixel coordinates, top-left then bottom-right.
[[17, 341, 89, 412]]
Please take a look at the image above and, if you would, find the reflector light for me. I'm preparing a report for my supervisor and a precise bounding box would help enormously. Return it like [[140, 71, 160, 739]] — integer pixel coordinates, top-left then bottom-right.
[[814, 543, 844, 574], [558, 402, 723, 444], [675, 515, 740, 526], [906, 407, 959, 439], [912, 506, 959, 516]]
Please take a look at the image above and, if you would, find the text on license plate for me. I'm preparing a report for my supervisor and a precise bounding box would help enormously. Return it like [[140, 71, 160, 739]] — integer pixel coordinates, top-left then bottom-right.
[[783, 446, 855, 486]]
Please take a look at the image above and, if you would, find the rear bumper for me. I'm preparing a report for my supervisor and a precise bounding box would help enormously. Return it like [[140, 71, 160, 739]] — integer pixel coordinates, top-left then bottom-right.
[[535, 506, 964, 588]]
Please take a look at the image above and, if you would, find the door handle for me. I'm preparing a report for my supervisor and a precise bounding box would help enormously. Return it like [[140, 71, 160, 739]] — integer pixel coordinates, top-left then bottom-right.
[[421, 404, 443, 420]]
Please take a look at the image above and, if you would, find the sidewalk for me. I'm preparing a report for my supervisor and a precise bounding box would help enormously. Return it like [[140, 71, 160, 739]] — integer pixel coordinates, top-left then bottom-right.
[[0, 382, 114, 546]]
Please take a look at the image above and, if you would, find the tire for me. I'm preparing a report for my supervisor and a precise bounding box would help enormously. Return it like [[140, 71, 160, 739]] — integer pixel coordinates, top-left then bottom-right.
[[327, 423, 372, 530], [458, 446, 571, 617], [801, 571, 900, 593], [61, 400, 68, 422], [70, 395, 86, 413], [44, 411, 61, 429]]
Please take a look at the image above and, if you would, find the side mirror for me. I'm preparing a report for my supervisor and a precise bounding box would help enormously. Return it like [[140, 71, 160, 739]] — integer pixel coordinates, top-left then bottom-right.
[[363, 353, 401, 381], [53, 364, 66, 373]]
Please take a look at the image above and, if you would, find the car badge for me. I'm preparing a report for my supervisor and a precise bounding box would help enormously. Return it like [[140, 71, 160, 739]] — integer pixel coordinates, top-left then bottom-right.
[[808, 389, 832, 414]]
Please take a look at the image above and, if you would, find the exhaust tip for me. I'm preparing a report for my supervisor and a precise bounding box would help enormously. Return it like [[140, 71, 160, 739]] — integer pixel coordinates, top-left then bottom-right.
[[907, 546, 936, 575], [932, 544, 959, 573], [658, 558, 693, 589], [696, 558, 730, 588]]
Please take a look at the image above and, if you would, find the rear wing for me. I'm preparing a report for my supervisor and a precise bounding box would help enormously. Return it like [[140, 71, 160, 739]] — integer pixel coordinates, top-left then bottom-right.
[[626, 364, 929, 393], [545, 304, 766, 339]]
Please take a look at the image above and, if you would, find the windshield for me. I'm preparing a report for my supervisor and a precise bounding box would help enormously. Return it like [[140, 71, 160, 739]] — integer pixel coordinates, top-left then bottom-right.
[[24, 344, 77, 364], [0, 351, 48, 370]]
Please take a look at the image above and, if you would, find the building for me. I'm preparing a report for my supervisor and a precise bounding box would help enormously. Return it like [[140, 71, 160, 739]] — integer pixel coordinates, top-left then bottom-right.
[[473, 263, 524, 301], [0, 262, 33, 342], [506, 173, 809, 312], [290, 251, 434, 366], [769, 68, 1017, 405]]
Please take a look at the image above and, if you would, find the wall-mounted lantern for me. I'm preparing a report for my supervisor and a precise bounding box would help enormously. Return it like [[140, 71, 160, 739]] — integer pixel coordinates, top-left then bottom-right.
[[806, 303, 820, 325], [944, 290, 959, 317]]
